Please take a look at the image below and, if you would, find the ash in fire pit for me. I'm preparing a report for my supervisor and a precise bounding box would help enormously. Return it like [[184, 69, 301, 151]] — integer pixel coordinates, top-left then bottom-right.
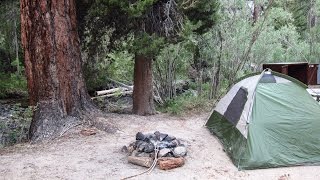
[[124, 131, 187, 170]]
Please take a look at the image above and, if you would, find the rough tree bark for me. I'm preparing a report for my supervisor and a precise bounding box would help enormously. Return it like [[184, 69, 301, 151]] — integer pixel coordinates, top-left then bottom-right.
[[133, 55, 156, 115], [20, 0, 98, 142]]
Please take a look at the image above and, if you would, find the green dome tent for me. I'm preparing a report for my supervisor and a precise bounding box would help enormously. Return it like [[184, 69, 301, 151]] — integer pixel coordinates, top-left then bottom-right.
[[206, 70, 320, 170]]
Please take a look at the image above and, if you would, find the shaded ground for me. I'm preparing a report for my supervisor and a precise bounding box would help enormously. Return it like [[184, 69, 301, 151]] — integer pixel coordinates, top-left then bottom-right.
[[0, 112, 320, 180], [0, 100, 31, 147]]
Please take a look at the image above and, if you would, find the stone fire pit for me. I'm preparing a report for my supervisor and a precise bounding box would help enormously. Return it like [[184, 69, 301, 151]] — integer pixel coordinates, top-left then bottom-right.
[[123, 131, 187, 170]]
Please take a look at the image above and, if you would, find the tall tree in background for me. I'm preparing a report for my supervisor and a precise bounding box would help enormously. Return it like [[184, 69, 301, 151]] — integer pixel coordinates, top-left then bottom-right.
[[182, 0, 219, 95], [20, 0, 97, 142]]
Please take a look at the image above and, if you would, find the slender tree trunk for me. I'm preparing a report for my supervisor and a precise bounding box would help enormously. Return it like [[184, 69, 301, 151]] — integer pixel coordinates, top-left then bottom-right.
[[133, 54, 156, 115], [21, 0, 97, 142], [211, 30, 222, 99], [14, 19, 20, 75], [253, 0, 261, 24], [194, 46, 203, 96]]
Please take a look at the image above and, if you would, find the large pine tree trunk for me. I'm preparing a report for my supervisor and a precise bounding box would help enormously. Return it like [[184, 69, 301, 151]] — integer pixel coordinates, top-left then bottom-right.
[[20, 0, 97, 142], [133, 55, 156, 115]]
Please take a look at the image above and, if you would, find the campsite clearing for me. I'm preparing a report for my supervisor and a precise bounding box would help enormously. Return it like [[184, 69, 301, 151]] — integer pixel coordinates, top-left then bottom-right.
[[0, 112, 320, 180]]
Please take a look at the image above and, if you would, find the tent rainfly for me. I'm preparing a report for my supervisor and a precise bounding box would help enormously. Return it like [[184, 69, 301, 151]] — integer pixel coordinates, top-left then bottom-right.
[[206, 70, 320, 170]]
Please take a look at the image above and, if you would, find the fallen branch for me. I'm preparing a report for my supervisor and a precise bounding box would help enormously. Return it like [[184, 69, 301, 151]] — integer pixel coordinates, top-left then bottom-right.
[[94, 86, 163, 104], [91, 91, 133, 100], [95, 86, 133, 96]]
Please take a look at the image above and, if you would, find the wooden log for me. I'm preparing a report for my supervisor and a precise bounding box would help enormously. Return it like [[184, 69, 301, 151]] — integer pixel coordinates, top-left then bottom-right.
[[128, 156, 153, 168], [91, 90, 133, 100], [158, 157, 185, 170], [96, 87, 130, 96]]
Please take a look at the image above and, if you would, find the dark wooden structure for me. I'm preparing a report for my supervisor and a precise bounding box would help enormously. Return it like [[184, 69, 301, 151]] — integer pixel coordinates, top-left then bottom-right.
[[262, 62, 319, 85]]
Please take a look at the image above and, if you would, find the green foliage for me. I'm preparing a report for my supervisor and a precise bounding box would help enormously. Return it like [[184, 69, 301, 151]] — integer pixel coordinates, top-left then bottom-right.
[[180, 0, 220, 34], [289, 0, 310, 34], [131, 33, 166, 58], [0, 73, 27, 98], [157, 88, 213, 115], [269, 7, 294, 30], [127, 0, 157, 17], [107, 50, 134, 82], [89, 0, 157, 17]]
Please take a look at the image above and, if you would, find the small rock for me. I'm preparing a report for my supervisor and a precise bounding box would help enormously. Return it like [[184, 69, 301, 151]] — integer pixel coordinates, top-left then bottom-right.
[[164, 135, 176, 142], [144, 143, 155, 153], [136, 132, 145, 141], [158, 142, 170, 149], [129, 142, 136, 149], [121, 146, 128, 153], [173, 146, 187, 157], [167, 139, 180, 148], [158, 148, 171, 157], [167, 152, 174, 157], [135, 140, 144, 148], [127, 145, 135, 154], [138, 142, 148, 152], [159, 133, 168, 141], [144, 133, 155, 143], [131, 150, 139, 156], [154, 131, 161, 141], [149, 152, 156, 158]]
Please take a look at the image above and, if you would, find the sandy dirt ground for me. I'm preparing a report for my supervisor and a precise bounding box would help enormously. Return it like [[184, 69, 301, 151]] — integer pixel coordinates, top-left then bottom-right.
[[1, 112, 320, 180]]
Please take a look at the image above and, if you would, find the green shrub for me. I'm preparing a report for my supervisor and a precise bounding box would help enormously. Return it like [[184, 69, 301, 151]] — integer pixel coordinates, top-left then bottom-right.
[[157, 90, 213, 115], [0, 73, 27, 98]]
